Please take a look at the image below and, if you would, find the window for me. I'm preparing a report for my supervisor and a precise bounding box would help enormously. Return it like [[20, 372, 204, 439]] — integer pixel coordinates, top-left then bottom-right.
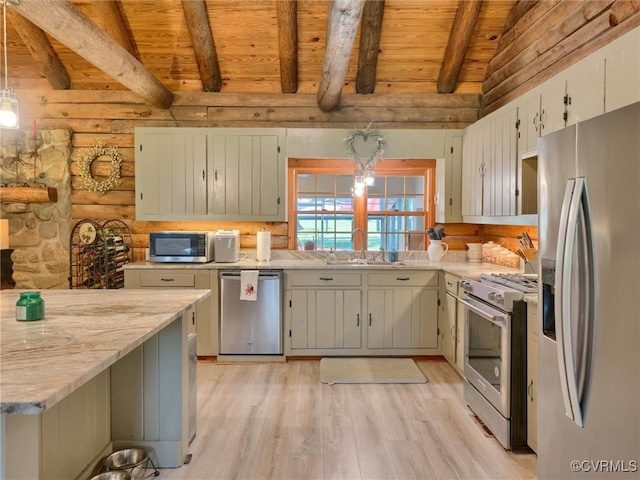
[[288, 159, 436, 251]]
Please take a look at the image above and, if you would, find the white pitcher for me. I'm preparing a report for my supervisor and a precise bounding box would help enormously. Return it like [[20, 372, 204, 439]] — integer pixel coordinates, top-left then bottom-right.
[[466, 243, 482, 263], [427, 239, 448, 262]]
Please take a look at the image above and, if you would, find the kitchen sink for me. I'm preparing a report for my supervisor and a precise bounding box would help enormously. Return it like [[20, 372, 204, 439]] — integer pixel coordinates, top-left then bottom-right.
[[364, 260, 407, 266], [324, 260, 407, 266]]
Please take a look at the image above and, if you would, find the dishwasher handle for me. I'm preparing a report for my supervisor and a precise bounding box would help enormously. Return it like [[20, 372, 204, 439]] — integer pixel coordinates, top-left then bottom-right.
[[219, 271, 282, 280]]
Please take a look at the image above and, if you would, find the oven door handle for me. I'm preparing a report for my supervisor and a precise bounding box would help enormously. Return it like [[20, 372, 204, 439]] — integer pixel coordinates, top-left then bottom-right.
[[458, 297, 507, 325]]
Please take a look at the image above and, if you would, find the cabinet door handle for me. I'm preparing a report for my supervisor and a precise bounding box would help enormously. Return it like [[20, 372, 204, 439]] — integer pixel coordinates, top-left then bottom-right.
[[319, 277, 333, 281], [357, 313, 360, 327], [192, 311, 196, 325], [369, 313, 372, 326], [533, 112, 539, 131], [202, 170, 205, 180], [396, 277, 410, 281], [528, 379, 534, 401], [214, 169, 218, 181], [160, 278, 175, 282]]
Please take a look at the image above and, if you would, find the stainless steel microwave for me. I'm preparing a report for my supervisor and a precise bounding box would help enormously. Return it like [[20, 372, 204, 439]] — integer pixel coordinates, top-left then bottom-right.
[[149, 232, 215, 263]]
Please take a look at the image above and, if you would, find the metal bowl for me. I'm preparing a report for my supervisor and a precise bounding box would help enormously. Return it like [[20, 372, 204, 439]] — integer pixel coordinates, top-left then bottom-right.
[[104, 448, 149, 470], [91, 472, 132, 480]]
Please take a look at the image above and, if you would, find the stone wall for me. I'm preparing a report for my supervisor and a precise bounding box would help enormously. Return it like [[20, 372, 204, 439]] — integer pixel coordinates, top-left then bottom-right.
[[0, 130, 73, 289]]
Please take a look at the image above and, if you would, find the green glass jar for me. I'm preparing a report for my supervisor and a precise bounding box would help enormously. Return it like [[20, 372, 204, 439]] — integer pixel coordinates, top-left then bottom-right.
[[16, 291, 45, 321]]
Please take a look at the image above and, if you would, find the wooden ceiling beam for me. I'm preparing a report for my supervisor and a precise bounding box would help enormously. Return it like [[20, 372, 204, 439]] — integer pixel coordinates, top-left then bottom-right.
[[6, 10, 70, 90], [317, 0, 366, 112], [9, 0, 174, 109], [437, 0, 483, 94], [276, 0, 298, 94], [91, 0, 138, 59], [181, 0, 222, 92], [356, 0, 385, 94]]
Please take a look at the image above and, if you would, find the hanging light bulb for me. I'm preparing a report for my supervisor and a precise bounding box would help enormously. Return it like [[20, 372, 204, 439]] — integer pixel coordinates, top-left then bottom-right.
[[364, 167, 375, 186], [352, 184, 365, 197], [0, 0, 19, 129], [354, 171, 366, 190]]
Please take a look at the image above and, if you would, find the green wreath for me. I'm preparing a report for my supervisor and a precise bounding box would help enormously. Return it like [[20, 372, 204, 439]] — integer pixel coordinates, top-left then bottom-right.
[[78, 142, 122, 193]]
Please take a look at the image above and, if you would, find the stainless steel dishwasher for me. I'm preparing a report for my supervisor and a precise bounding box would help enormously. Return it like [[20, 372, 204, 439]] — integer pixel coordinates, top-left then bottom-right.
[[219, 270, 283, 354]]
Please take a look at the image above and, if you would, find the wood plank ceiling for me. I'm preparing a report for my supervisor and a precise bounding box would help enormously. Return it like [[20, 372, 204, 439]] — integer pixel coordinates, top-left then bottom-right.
[[3, 0, 640, 123], [5, 1, 513, 110]]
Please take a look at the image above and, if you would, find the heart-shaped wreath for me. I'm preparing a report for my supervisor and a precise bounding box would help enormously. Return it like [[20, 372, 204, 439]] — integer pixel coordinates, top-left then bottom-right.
[[344, 124, 386, 169]]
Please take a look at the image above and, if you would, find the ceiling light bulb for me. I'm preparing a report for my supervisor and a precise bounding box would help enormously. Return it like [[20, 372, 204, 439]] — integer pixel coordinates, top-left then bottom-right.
[[0, 90, 19, 129], [0, 104, 16, 127], [353, 185, 365, 197]]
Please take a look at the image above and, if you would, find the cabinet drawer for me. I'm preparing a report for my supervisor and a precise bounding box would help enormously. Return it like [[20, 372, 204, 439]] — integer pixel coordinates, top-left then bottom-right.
[[367, 271, 438, 287], [444, 273, 461, 295], [140, 272, 196, 287], [290, 272, 361, 287]]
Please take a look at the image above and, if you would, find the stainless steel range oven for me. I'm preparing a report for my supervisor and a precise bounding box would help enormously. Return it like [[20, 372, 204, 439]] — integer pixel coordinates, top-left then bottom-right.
[[459, 273, 536, 451]]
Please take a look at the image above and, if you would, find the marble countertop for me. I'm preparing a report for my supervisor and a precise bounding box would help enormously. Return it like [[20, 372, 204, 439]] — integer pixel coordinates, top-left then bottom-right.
[[0, 289, 210, 415], [124, 250, 524, 280]]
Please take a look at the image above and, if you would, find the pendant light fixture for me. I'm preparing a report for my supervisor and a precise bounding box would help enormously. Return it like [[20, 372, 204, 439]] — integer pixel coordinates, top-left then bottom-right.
[[0, 0, 18, 129]]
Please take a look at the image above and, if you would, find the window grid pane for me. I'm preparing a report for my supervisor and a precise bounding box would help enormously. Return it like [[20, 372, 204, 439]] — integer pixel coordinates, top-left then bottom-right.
[[295, 170, 429, 251]]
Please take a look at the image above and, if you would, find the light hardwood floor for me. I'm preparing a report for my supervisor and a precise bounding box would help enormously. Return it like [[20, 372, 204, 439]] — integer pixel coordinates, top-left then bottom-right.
[[154, 359, 537, 480]]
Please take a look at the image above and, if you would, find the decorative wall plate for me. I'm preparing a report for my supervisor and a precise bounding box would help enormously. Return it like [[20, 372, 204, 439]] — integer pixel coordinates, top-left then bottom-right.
[[78, 222, 97, 244]]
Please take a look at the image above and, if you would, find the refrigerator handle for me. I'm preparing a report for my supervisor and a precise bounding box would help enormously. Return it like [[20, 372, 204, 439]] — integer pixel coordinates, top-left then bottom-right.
[[558, 177, 596, 428], [555, 179, 577, 422], [567, 178, 596, 427]]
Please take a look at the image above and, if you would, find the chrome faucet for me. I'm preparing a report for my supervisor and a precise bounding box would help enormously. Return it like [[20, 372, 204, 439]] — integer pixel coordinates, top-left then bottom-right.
[[351, 228, 366, 259]]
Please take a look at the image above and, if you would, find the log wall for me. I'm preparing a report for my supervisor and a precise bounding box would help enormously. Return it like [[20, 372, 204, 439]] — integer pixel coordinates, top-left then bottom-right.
[[483, 1, 640, 114]]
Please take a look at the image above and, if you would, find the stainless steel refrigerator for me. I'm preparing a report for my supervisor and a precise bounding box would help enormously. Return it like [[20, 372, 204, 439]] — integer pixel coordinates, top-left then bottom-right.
[[538, 101, 640, 479]]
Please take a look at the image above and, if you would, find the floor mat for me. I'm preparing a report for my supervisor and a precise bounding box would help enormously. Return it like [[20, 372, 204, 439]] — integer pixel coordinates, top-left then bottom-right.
[[320, 357, 428, 384]]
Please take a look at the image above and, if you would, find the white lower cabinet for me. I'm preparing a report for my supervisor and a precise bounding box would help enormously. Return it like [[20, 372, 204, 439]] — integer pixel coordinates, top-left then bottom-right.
[[367, 271, 439, 351], [367, 288, 438, 349], [442, 272, 464, 376], [290, 288, 362, 349], [289, 272, 362, 353], [286, 270, 439, 356], [443, 292, 457, 364], [527, 301, 538, 452], [124, 268, 218, 356]]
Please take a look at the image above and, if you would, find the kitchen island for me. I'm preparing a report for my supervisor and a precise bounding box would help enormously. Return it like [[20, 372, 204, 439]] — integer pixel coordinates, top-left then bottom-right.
[[0, 288, 210, 480]]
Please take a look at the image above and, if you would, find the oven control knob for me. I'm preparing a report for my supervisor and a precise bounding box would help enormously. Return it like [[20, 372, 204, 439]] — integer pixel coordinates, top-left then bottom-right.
[[494, 294, 504, 305], [488, 292, 496, 300]]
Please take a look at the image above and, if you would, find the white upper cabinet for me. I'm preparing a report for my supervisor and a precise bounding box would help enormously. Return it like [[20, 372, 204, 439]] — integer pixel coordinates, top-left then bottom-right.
[[603, 27, 640, 113], [461, 122, 484, 216], [209, 129, 286, 221], [435, 131, 464, 223], [462, 104, 518, 218], [135, 129, 209, 220], [486, 105, 518, 216], [135, 128, 286, 221], [521, 75, 567, 153], [564, 55, 605, 126]]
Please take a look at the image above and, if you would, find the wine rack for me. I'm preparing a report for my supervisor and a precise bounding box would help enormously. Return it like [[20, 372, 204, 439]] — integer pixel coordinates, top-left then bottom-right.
[[69, 219, 132, 289]]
